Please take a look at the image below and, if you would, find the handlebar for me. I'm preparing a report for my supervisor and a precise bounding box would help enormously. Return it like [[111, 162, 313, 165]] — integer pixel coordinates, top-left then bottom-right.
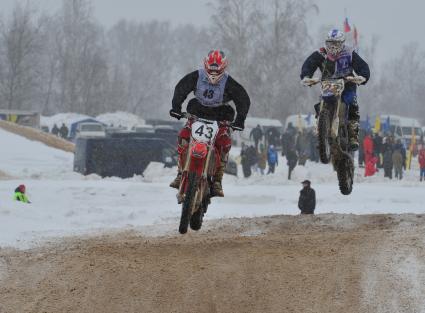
[[181, 112, 232, 128], [302, 75, 366, 87]]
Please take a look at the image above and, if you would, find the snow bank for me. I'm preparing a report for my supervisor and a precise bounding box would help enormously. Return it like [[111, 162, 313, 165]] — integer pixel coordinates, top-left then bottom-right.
[[0, 128, 74, 179], [96, 111, 145, 129], [41, 113, 90, 130]]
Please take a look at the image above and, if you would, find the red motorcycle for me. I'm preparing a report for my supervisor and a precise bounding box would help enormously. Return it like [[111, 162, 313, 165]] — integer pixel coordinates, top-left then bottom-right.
[[177, 113, 231, 234]]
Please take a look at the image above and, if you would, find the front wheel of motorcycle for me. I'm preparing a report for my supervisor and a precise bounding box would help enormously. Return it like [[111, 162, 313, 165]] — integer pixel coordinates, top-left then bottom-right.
[[190, 197, 208, 231], [318, 108, 332, 164], [179, 172, 197, 234], [337, 157, 354, 195]]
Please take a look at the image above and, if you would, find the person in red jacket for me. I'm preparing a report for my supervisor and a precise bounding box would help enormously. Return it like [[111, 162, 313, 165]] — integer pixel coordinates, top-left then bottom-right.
[[418, 146, 425, 181], [365, 155, 378, 177], [363, 132, 374, 176]]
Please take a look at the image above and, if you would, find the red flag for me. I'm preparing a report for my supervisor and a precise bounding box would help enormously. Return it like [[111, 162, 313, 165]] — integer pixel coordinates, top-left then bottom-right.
[[344, 17, 351, 33], [353, 26, 359, 47]]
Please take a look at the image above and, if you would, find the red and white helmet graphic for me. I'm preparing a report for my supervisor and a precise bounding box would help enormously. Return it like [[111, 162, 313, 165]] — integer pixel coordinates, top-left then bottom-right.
[[204, 50, 228, 84]]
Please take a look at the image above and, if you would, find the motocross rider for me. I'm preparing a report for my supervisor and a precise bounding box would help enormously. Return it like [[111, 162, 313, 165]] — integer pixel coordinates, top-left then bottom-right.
[[169, 50, 251, 197], [300, 29, 370, 151]]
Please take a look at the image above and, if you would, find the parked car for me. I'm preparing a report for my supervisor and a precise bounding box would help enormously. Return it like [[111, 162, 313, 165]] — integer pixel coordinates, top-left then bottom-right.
[[75, 122, 106, 138], [133, 124, 155, 133]]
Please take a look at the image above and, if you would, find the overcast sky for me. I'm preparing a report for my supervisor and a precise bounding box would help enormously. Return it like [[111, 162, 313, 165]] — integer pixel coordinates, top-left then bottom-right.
[[1, 0, 424, 67]]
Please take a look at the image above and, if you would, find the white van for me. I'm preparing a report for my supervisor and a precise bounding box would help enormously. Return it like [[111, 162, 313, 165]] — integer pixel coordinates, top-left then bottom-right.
[[76, 122, 106, 138], [380, 115, 423, 144]]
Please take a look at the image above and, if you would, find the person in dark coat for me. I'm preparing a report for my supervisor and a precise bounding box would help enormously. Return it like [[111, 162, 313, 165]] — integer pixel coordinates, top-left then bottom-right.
[[281, 124, 295, 157], [250, 125, 263, 151], [240, 143, 252, 178], [298, 180, 316, 214], [382, 137, 393, 179], [373, 132, 383, 168], [51, 124, 59, 136], [59, 123, 69, 139], [266, 127, 280, 146], [246, 145, 258, 172], [286, 147, 298, 180]]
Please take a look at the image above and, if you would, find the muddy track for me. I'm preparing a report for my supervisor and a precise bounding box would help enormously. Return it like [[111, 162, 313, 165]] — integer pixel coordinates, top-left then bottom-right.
[[0, 214, 424, 313]]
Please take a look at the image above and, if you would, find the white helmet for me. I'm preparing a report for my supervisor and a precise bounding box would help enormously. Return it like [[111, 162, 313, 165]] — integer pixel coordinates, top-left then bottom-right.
[[325, 29, 345, 56]]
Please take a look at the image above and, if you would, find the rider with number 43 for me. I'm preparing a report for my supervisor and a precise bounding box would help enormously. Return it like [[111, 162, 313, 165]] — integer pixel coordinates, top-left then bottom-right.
[[169, 50, 250, 197], [301, 29, 370, 151]]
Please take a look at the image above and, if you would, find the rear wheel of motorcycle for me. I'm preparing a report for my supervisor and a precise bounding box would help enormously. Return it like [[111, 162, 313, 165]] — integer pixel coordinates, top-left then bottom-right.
[[337, 157, 354, 195], [179, 172, 197, 234], [318, 108, 332, 164], [190, 198, 208, 231]]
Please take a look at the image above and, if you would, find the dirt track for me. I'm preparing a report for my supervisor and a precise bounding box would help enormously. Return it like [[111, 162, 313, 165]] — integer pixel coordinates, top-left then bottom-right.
[[1, 214, 425, 313]]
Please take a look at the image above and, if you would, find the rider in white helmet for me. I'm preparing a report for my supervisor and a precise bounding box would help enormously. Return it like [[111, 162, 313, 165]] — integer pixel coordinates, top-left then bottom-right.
[[300, 29, 370, 151]]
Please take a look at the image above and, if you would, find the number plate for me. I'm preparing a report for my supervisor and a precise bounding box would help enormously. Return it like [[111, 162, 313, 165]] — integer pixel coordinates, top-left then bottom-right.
[[191, 121, 219, 143]]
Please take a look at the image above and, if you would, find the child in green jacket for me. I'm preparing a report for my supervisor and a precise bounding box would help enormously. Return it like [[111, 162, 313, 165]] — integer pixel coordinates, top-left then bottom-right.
[[14, 184, 30, 203]]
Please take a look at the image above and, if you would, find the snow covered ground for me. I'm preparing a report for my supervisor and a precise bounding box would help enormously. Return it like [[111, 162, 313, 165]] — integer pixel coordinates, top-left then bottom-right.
[[0, 126, 424, 248]]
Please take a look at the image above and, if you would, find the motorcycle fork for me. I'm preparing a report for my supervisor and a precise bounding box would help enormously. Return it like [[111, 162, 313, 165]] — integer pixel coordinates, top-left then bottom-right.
[[194, 146, 214, 214]]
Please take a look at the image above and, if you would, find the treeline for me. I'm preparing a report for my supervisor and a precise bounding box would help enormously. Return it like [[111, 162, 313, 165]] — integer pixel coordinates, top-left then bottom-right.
[[0, 0, 424, 122]]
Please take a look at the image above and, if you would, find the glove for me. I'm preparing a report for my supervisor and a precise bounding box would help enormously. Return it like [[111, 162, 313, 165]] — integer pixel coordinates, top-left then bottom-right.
[[346, 75, 366, 85], [231, 117, 245, 131], [169, 109, 182, 120], [301, 77, 319, 87]]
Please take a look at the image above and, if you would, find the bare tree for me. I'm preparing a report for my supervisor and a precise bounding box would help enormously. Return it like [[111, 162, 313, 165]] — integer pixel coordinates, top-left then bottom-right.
[[106, 20, 174, 117], [0, 2, 43, 110], [53, 0, 108, 114]]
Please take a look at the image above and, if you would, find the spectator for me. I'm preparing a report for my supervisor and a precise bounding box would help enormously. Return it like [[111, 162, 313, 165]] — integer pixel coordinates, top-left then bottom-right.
[[363, 132, 374, 176], [281, 123, 297, 157], [365, 155, 378, 177], [240, 143, 251, 178], [286, 144, 298, 180], [382, 138, 393, 179], [265, 127, 279, 146], [419, 145, 425, 182], [250, 125, 263, 151], [298, 180, 316, 215], [13, 184, 30, 203], [246, 145, 258, 173], [308, 129, 319, 163], [51, 123, 59, 136], [267, 144, 278, 174], [392, 143, 404, 180], [257, 144, 267, 175], [358, 129, 366, 167], [373, 132, 383, 168], [59, 123, 69, 139], [296, 129, 310, 166]]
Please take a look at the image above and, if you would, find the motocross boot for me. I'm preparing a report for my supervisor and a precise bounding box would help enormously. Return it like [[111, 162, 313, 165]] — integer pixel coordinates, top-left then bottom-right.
[[348, 104, 360, 151], [212, 148, 230, 197], [169, 138, 188, 189], [169, 172, 181, 189], [212, 161, 226, 197]]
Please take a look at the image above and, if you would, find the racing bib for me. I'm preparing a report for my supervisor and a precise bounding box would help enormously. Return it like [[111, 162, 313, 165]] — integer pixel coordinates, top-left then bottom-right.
[[194, 69, 228, 107], [334, 47, 353, 78]]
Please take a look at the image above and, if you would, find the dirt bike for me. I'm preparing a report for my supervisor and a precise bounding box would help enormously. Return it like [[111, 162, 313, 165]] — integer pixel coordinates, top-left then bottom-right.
[[306, 77, 356, 195], [177, 113, 231, 234]]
